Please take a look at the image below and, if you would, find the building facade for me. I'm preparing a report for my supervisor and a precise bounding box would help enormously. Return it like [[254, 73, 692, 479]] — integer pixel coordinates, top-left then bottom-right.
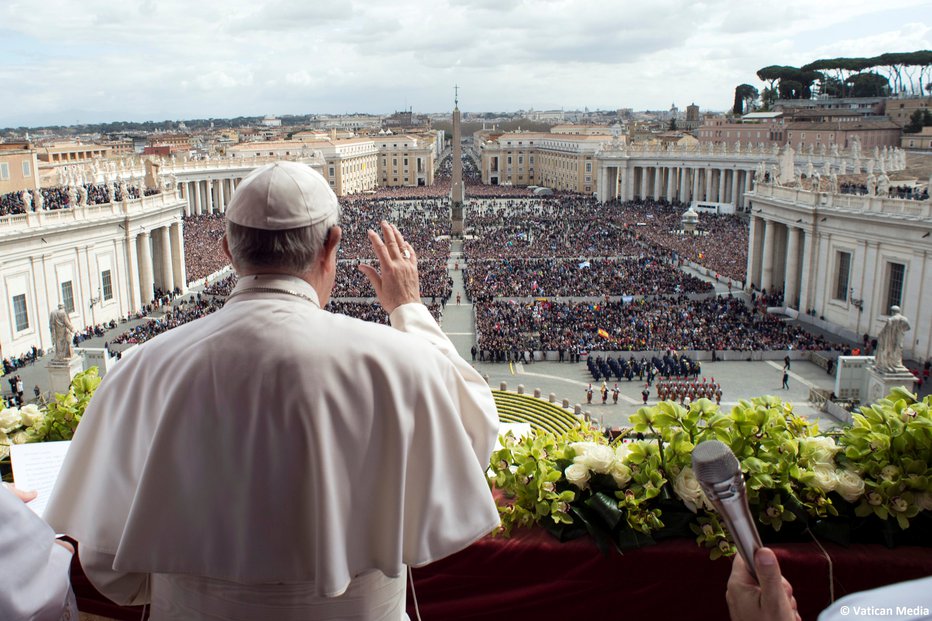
[[0, 143, 40, 195], [746, 183, 932, 362], [375, 134, 436, 187], [0, 192, 187, 358]]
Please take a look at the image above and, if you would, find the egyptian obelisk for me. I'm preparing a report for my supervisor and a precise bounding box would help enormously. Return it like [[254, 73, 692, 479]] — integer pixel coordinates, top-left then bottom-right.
[[451, 85, 465, 236]]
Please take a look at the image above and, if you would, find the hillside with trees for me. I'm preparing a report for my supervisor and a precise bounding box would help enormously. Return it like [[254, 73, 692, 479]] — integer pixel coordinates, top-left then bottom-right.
[[733, 51, 931, 112]]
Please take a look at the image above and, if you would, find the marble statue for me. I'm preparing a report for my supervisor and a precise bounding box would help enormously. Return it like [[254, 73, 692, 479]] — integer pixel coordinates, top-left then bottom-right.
[[851, 137, 862, 160], [867, 159, 875, 175], [877, 172, 890, 197], [21, 190, 32, 211], [872, 146, 880, 160], [734, 140, 741, 153], [866, 172, 876, 196], [78, 186, 88, 207], [830, 172, 839, 194], [822, 160, 832, 177], [806, 158, 815, 179], [49, 304, 75, 361], [831, 144, 839, 157], [808, 144, 815, 156], [839, 161, 848, 176], [67, 186, 78, 207], [33, 189, 44, 211], [874, 307, 911, 372]]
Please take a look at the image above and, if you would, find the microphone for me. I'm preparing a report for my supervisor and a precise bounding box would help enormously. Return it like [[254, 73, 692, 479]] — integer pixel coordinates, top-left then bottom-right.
[[691, 440, 763, 580]]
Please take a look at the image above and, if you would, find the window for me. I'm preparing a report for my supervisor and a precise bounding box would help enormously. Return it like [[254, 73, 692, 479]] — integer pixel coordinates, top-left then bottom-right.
[[586, 162, 592, 173], [886, 263, 905, 311], [329, 167, 335, 177], [101, 270, 113, 301], [22, 160, 31, 177], [507, 156, 512, 165], [0, 162, 9, 180], [61, 281, 75, 313], [834, 251, 851, 301], [12, 294, 28, 331]]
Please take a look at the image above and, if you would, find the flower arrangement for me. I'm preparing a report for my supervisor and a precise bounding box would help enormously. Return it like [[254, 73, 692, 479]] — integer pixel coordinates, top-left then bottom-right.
[[0, 368, 101, 466], [489, 386, 932, 557]]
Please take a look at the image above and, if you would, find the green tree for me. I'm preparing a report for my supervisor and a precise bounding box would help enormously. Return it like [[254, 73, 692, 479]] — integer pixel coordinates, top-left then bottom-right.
[[733, 84, 759, 115], [903, 108, 932, 133], [845, 72, 889, 97], [668, 118, 678, 131]]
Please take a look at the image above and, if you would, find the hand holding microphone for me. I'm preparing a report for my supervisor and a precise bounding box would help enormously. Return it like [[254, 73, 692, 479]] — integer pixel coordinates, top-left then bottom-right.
[[692, 441, 799, 621]]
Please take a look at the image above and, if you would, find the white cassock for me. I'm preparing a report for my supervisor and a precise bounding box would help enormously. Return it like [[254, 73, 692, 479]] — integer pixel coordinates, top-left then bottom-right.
[[0, 486, 78, 621], [45, 274, 501, 621]]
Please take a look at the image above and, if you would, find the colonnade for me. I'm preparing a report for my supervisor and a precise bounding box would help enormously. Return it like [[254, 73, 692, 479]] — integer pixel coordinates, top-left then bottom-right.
[[598, 162, 757, 209], [124, 221, 187, 309], [746, 215, 810, 311], [178, 177, 243, 217]]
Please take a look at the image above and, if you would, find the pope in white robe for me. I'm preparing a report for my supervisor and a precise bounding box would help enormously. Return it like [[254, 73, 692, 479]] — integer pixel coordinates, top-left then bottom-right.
[[44, 162, 501, 620]]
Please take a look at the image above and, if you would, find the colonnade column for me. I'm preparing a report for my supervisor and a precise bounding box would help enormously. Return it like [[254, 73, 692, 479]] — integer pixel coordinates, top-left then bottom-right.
[[730, 170, 739, 206], [679, 168, 688, 202], [760, 219, 775, 293], [798, 230, 813, 313], [666, 168, 674, 201], [160, 227, 174, 293], [691, 168, 699, 202], [217, 179, 227, 213], [170, 222, 187, 292], [193, 181, 202, 215], [784, 226, 801, 309], [653, 167, 662, 199], [125, 233, 140, 312], [717, 169, 726, 203], [137, 231, 155, 304], [639, 168, 648, 199]]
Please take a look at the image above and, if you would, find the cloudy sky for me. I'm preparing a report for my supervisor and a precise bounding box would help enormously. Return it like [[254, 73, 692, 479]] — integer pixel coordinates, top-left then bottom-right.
[[1, 0, 930, 127]]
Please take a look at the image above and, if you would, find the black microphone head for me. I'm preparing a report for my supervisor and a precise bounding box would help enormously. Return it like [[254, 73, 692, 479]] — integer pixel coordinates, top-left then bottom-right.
[[692, 440, 741, 484]]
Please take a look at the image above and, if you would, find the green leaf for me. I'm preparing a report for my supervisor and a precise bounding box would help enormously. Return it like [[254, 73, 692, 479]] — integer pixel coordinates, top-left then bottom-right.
[[585, 492, 624, 529]]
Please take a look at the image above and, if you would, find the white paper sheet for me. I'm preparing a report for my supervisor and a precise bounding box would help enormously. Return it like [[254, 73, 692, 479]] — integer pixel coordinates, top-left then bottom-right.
[[10, 441, 72, 518]]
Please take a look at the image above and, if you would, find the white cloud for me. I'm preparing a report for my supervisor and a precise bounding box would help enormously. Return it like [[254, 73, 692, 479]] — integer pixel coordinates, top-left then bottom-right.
[[1, 0, 930, 126]]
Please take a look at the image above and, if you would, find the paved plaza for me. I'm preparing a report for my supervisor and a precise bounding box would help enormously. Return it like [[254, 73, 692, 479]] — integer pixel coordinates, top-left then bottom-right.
[[3, 235, 925, 433]]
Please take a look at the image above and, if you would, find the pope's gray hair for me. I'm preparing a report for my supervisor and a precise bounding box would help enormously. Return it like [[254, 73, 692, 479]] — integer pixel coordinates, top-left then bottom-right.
[[225, 212, 339, 274]]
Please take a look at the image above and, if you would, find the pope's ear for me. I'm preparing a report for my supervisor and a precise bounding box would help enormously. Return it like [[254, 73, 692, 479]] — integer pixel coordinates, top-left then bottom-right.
[[221, 235, 232, 262], [323, 226, 342, 262]]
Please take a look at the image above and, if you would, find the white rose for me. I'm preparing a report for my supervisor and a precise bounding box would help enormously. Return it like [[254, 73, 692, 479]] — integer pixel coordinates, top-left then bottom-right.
[[614, 443, 631, 464], [800, 436, 840, 467], [11, 430, 28, 445], [0, 408, 22, 434], [610, 461, 632, 487], [835, 469, 865, 503], [19, 404, 43, 427], [809, 465, 838, 493], [573, 443, 616, 474], [565, 462, 591, 490], [673, 467, 709, 513]]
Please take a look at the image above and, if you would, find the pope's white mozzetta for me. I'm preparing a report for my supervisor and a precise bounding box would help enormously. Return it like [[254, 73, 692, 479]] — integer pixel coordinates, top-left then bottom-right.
[[44, 161, 501, 621]]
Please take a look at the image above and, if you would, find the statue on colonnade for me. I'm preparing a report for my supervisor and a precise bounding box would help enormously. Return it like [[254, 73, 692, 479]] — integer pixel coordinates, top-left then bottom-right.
[[874, 307, 911, 372], [49, 304, 75, 361], [779, 145, 796, 185], [21, 190, 32, 211]]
